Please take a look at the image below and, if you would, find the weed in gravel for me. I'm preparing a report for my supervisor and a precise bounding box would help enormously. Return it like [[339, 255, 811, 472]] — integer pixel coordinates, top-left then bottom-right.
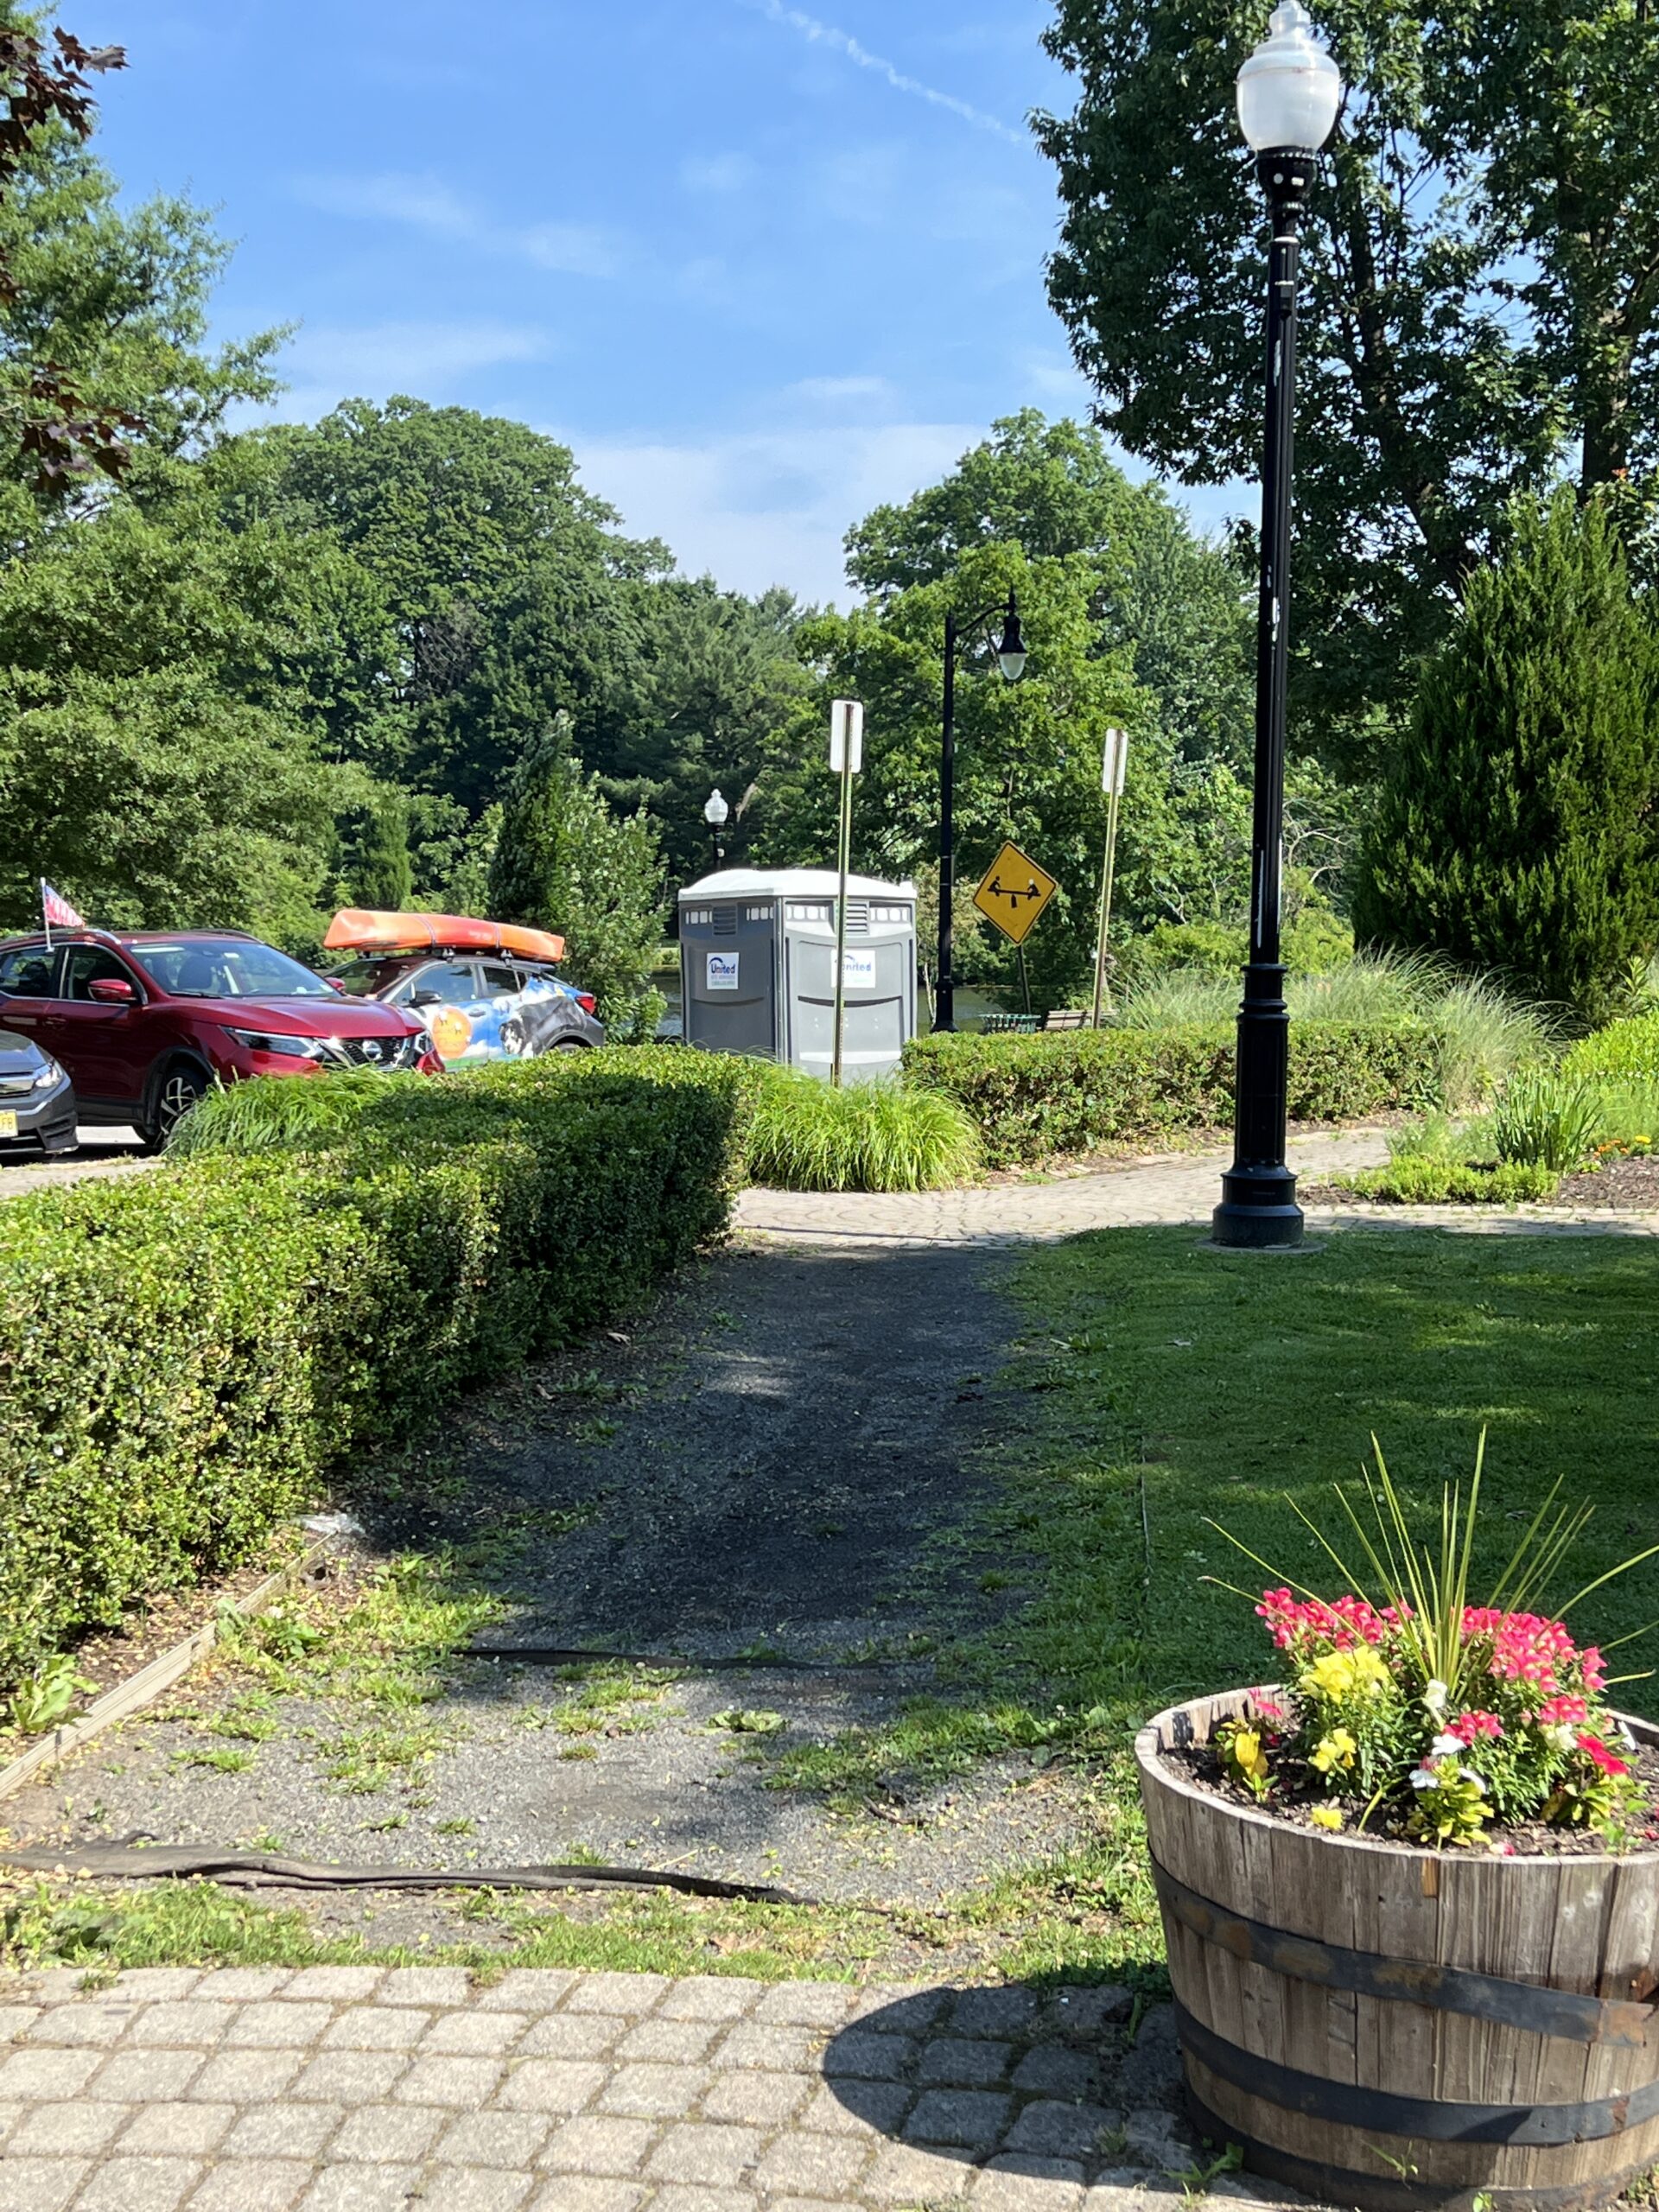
[[171, 1746, 256, 1776], [435, 1818, 476, 1836], [315, 1720, 451, 1796]]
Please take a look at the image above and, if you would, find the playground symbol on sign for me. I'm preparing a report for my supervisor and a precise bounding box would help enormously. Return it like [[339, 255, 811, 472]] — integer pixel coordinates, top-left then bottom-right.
[[972, 841, 1057, 946]]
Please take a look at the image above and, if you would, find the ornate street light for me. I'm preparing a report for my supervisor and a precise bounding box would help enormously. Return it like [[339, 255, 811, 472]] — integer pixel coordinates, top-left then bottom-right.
[[703, 786, 729, 873], [1212, 2, 1343, 1250], [936, 588, 1028, 1034]]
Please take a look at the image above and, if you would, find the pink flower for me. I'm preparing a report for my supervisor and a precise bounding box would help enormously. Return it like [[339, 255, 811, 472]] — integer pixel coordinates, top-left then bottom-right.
[[1255, 1587, 1388, 1651], [1577, 1731, 1631, 1779], [1582, 1646, 1606, 1693], [1538, 1694, 1588, 1727], [1449, 1710, 1503, 1745]]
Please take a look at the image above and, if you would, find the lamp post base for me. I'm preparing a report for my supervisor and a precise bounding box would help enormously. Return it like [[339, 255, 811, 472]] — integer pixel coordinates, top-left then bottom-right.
[[1211, 1162, 1304, 1249]]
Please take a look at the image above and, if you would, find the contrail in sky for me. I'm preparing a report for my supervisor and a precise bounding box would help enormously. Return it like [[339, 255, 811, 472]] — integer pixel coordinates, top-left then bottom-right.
[[748, 0, 1028, 146]]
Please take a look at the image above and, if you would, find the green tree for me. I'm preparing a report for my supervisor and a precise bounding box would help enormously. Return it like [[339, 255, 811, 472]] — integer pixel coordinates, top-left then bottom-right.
[[488, 721, 667, 1039], [1353, 491, 1659, 1016], [0, 666, 340, 940], [0, 9, 281, 532], [344, 790, 413, 911], [1035, 0, 1659, 746], [264, 398, 668, 811]]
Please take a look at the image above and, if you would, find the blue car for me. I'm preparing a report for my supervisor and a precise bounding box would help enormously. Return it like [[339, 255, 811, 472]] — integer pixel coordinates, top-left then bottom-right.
[[329, 952, 605, 1065]]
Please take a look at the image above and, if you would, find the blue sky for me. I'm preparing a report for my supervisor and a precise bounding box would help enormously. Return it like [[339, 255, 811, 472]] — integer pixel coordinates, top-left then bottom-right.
[[89, 0, 1221, 605]]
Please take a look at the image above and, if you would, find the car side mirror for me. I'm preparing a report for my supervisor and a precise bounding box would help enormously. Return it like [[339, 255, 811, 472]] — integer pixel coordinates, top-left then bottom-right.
[[410, 991, 442, 1008], [88, 976, 136, 1005]]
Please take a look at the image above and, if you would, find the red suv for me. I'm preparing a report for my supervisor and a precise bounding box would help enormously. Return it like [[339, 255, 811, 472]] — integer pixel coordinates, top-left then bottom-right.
[[0, 929, 441, 1145]]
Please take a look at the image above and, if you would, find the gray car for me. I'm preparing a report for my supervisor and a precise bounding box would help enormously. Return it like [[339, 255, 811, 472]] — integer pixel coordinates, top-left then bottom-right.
[[0, 1025, 76, 1155]]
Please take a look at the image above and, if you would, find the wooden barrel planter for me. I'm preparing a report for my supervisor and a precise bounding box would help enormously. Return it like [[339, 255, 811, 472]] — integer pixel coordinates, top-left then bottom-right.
[[1136, 1689, 1659, 2212]]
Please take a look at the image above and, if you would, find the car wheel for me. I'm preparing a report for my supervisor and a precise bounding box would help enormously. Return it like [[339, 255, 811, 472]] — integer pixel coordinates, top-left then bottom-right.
[[551, 1038, 588, 1052], [149, 1064, 208, 1147]]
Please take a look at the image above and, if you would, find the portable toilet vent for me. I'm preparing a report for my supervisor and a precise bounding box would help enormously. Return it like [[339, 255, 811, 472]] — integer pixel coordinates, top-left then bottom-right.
[[677, 868, 917, 1081]]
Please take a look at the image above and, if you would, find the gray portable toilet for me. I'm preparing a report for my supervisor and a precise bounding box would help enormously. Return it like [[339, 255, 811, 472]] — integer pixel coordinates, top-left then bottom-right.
[[678, 868, 917, 1080]]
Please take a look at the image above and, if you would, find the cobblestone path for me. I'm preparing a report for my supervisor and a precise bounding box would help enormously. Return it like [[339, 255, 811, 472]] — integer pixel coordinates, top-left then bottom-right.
[[0, 1965, 1281, 2212]]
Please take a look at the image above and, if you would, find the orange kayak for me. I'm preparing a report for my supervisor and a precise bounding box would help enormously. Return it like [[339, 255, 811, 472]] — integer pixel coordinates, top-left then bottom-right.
[[324, 910, 566, 963]]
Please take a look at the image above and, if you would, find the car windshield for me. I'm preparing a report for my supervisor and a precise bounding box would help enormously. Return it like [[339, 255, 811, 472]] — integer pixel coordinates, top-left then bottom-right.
[[328, 958, 406, 998], [129, 939, 336, 999]]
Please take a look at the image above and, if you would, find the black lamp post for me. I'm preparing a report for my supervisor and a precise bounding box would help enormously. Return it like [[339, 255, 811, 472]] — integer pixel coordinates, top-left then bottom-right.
[[703, 786, 729, 874], [1212, 1, 1343, 1250], [935, 589, 1028, 1034]]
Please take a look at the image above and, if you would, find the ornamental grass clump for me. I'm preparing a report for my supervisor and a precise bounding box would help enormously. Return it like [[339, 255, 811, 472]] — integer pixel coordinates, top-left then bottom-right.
[[1208, 1440, 1659, 1850]]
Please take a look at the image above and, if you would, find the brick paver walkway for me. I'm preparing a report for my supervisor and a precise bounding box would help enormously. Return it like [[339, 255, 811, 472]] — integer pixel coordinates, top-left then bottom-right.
[[0, 1966, 1274, 2212], [734, 1130, 1659, 1245]]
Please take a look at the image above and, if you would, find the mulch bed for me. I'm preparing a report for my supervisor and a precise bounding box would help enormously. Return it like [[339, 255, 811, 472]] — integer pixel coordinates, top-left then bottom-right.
[[1556, 1155, 1659, 1209], [1163, 1736, 1659, 1856]]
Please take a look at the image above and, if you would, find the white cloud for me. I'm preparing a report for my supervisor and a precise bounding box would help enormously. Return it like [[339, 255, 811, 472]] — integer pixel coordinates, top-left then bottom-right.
[[270, 320, 555, 415], [290, 170, 625, 279], [680, 152, 758, 194], [569, 419, 980, 604], [787, 373, 895, 409], [745, 0, 1027, 146]]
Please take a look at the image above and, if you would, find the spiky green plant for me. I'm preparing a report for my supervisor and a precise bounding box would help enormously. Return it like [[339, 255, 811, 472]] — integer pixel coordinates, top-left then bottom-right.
[[1211, 1435, 1659, 1712], [1492, 1071, 1603, 1172], [746, 1071, 982, 1192]]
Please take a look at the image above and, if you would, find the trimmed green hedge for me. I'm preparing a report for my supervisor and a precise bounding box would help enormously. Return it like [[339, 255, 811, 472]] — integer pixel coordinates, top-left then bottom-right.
[[0, 1051, 753, 1681], [1345, 1158, 1559, 1205], [902, 1021, 1442, 1167]]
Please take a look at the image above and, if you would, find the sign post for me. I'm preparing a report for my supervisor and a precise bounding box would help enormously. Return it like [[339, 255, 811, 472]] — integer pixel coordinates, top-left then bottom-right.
[[829, 699, 864, 1087], [1090, 727, 1129, 1027]]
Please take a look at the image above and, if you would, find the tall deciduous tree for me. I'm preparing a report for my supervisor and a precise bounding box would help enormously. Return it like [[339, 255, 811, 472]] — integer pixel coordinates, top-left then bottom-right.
[[1354, 491, 1659, 1016], [488, 720, 667, 1038], [1035, 0, 1659, 749]]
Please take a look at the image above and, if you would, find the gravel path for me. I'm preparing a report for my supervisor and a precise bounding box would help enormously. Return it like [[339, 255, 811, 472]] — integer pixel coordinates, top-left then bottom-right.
[[0, 1128, 150, 1203], [7, 1235, 1077, 1917]]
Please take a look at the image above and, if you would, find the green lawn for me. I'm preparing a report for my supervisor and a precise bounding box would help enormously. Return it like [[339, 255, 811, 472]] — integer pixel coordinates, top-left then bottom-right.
[[12, 1224, 1657, 1980], [1004, 1225, 1659, 1724]]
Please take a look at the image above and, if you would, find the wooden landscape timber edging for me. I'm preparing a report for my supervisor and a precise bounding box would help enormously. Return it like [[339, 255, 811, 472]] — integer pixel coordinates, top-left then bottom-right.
[[0, 1541, 333, 1804], [1136, 1689, 1659, 2212]]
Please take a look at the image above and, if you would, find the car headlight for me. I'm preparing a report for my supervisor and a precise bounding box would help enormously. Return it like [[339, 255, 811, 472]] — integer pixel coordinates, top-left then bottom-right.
[[29, 1056, 62, 1090], [223, 1027, 326, 1060]]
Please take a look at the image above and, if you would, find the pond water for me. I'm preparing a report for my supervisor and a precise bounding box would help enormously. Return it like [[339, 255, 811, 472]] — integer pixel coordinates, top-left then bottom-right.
[[652, 972, 1013, 1041]]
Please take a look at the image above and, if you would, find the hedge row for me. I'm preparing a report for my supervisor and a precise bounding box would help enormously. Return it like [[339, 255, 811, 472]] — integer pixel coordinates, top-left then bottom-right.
[[0, 1050, 754, 1681], [901, 1021, 1443, 1167]]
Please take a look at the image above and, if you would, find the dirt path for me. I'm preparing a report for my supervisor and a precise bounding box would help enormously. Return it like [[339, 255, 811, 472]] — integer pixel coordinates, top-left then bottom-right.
[[5, 1231, 1086, 1931]]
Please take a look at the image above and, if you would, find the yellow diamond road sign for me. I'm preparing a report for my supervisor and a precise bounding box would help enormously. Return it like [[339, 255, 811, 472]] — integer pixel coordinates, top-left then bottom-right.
[[972, 841, 1057, 946]]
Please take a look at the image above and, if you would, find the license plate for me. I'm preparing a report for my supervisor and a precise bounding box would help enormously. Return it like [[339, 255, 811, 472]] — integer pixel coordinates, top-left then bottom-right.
[[0, 1113, 16, 1139]]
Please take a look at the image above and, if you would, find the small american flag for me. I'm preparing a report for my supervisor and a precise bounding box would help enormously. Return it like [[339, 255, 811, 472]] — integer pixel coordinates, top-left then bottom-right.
[[41, 880, 84, 932]]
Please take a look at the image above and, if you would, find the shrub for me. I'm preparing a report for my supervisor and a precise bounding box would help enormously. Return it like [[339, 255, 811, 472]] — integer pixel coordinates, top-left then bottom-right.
[[1345, 1158, 1560, 1205], [1354, 489, 1659, 1020], [1562, 1011, 1659, 1083], [0, 1051, 753, 1683], [903, 1022, 1440, 1167], [1116, 953, 1550, 1107], [745, 1071, 982, 1192]]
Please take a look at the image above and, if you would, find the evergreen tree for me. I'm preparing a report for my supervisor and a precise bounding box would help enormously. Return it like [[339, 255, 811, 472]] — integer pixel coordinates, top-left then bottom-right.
[[1354, 491, 1659, 1018], [346, 791, 413, 911], [488, 719, 666, 1039]]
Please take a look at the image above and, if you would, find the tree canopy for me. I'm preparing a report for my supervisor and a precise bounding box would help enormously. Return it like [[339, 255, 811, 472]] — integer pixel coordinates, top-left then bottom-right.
[[1035, 0, 1659, 752]]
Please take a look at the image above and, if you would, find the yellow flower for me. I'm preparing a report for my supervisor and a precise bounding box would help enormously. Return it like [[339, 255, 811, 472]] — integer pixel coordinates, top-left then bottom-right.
[[1309, 1803, 1344, 1831], [1229, 1727, 1269, 1781], [1306, 1650, 1357, 1699], [1306, 1646, 1390, 1702], [1310, 1727, 1357, 1775]]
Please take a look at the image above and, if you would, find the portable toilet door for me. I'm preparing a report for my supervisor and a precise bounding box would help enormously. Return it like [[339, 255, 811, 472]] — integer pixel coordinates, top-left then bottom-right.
[[779, 875, 916, 1081], [678, 877, 781, 1057]]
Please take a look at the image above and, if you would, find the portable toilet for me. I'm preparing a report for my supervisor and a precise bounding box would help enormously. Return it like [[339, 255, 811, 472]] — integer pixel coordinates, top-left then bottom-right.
[[677, 868, 917, 1080]]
